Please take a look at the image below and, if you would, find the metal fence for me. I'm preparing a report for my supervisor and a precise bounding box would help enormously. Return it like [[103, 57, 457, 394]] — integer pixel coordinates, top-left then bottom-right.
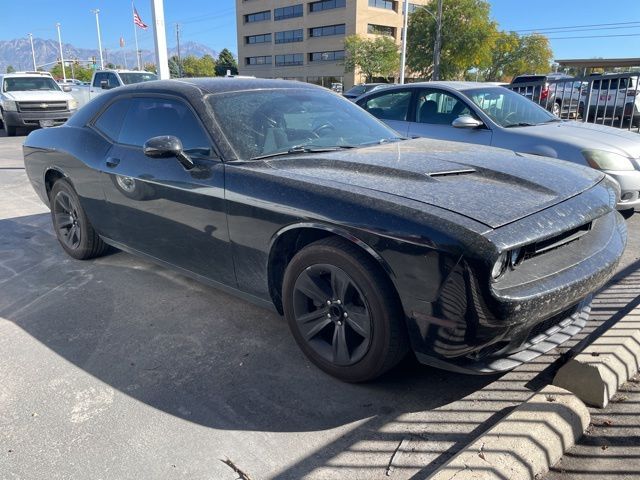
[[506, 73, 640, 133]]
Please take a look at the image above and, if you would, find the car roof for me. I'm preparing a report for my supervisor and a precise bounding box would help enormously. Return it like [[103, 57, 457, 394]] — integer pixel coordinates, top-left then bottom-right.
[[114, 77, 324, 95], [359, 81, 503, 92], [1, 72, 53, 78]]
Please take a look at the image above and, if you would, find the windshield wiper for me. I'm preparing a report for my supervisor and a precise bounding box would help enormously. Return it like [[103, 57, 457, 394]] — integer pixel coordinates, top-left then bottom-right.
[[503, 122, 538, 128], [251, 145, 356, 161]]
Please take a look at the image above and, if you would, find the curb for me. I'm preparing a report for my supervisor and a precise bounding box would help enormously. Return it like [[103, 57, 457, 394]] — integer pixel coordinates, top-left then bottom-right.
[[553, 311, 640, 408], [427, 385, 589, 480]]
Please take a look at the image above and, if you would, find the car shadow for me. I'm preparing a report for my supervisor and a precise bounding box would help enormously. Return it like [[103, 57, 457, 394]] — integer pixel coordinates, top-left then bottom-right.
[[1, 213, 495, 434]]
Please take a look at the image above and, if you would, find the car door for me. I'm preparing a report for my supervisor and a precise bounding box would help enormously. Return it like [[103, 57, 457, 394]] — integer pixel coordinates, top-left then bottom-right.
[[407, 88, 492, 146], [356, 89, 414, 136], [96, 95, 235, 286], [89, 72, 106, 98]]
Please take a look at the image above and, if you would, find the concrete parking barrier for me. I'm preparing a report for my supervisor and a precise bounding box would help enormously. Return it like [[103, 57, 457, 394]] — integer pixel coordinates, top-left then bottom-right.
[[427, 385, 589, 480], [553, 310, 640, 408]]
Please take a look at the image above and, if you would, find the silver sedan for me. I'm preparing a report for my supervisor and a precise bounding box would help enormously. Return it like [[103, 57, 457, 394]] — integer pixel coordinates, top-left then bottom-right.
[[356, 82, 640, 210]]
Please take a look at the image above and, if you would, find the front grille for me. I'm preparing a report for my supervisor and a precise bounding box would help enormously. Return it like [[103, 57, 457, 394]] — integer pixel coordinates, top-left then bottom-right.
[[523, 221, 592, 261], [17, 101, 68, 112]]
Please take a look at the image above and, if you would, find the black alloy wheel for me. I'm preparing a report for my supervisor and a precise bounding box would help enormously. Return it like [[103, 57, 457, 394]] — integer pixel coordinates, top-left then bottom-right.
[[292, 264, 372, 366], [53, 190, 82, 250], [49, 178, 109, 260], [283, 237, 409, 382]]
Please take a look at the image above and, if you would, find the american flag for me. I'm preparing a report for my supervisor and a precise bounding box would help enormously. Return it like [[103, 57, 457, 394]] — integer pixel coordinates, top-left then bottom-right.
[[133, 6, 148, 30]]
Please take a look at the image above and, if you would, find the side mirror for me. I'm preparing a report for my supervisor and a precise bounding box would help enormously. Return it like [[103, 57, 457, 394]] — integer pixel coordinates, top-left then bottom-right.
[[62, 85, 72, 92], [100, 80, 110, 90], [143, 135, 194, 169], [452, 115, 483, 129]]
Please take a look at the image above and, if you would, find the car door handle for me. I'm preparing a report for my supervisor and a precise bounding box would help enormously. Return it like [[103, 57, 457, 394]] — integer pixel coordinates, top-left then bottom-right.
[[106, 157, 120, 168]]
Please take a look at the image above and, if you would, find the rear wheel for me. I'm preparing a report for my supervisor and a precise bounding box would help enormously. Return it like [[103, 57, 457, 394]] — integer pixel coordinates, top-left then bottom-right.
[[50, 179, 109, 260], [552, 101, 561, 117], [282, 237, 409, 382]]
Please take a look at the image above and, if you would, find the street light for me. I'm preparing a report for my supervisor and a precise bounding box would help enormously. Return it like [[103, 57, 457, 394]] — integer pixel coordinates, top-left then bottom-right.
[[27, 33, 36, 71], [55, 23, 67, 82], [91, 9, 105, 70], [399, 0, 443, 84]]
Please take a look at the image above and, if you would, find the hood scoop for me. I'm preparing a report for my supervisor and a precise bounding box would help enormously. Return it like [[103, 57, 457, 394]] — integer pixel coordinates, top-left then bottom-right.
[[427, 168, 476, 178]]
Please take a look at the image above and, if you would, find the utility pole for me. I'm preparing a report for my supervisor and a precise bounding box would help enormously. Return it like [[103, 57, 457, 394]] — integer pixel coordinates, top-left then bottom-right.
[[432, 0, 443, 81], [91, 9, 105, 70], [175, 23, 182, 78], [55, 23, 67, 81], [399, 0, 409, 84], [28, 33, 37, 70], [151, 0, 170, 79]]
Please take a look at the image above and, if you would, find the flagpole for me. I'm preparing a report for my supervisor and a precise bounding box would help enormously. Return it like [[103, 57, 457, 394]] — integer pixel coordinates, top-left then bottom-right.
[[132, 2, 140, 70]]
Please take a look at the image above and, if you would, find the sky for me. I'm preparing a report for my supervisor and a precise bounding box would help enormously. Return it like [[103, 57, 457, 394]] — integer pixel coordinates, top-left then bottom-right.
[[1, 0, 639, 60]]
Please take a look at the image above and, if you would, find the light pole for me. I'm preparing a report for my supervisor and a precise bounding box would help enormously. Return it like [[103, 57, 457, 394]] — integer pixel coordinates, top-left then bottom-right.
[[28, 33, 37, 71], [91, 9, 105, 70], [55, 23, 67, 81], [399, 0, 443, 83], [150, 0, 170, 79]]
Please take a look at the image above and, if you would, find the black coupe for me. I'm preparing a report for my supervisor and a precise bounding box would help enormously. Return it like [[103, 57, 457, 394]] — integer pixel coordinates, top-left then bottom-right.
[[23, 79, 626, 381]]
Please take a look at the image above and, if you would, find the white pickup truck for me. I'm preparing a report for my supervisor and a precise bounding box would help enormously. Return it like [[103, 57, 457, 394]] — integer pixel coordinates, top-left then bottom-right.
[[0, 71, 78, 136], [89, 69, 157, 100]]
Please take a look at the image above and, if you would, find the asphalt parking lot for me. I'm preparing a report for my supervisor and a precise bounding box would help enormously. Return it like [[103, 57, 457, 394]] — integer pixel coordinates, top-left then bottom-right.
[[2, 129, 640, 480]]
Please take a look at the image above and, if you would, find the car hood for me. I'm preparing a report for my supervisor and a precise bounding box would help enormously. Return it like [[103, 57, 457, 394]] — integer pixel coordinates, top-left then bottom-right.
[[3, 90, 72, 101], [514, 121, 640, 159], [266, 138, 604, 229]]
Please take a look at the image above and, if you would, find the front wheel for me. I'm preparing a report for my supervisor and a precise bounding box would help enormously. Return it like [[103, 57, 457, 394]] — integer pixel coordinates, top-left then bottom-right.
[[50, 178, 109, 260], [282, 237, 409, 382], [552, 101, 561, 117]]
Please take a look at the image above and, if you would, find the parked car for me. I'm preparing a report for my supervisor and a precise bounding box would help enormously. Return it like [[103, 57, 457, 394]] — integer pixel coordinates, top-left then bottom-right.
[[343, 83, 390, 100], [0, 71, 78, 136], [356, 81, 640, 210], [24, 79, 625, 381], [509, 73, 578, 116], [89, 69, 157, 100], [580, 74, 640, 126]]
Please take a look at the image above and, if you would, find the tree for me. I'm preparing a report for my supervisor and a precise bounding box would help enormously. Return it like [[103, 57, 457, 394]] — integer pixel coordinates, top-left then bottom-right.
[[143, 63, 157, 73], [182, 54, 215, 77], [483, 32, 553, 81], [50, 63, 93, 81], [407, 0, 496, 80], [169, 55, 183, 78], [215, 48, 238, 76], [344, 35, 400, 82], [6, 65, 15, 73]]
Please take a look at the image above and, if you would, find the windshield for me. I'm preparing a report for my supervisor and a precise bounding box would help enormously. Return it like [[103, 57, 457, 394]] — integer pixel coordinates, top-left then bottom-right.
[[463, 87, 555, 127], [344, 85, 367, 96], [118, 72, 157, 85], [208, 88, 401, 159], [3, 77, 61, 92]]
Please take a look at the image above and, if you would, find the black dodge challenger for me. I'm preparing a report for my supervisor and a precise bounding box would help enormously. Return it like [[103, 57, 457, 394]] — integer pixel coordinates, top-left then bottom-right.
[[23, 78, 626, 381]]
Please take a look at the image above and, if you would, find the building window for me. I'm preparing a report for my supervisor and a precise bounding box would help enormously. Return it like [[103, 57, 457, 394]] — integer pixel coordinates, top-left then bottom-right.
[[368, 0, 397, 11], [309, 0, 346, 13], [309, 24, 345, 37], [275, 53, 304, 66], [246, 56, 272, 66], [307, 76, 344, 88], [246, 33, 272, 44], [275, 29, 303, 44], [367, 24, 395, 37], [274, 4, 303, 20], [244, 10, 271, 23], [309, 50, 345, 62]]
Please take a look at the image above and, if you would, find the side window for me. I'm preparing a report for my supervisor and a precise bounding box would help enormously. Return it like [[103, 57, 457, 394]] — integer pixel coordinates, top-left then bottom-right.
[[92, 72, 105, 87], [416, 90, 472, 125], [93, 99, 131, 141], [118, 97, 212, 157], [359, 90, 412, 121], [107, 73, 120, 88]]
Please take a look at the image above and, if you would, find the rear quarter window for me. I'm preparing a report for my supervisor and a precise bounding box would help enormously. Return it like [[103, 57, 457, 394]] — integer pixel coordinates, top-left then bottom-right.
[[93, 99, 131, 141]]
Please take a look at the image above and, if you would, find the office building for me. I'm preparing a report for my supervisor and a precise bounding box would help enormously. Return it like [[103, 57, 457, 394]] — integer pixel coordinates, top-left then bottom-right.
[[236, 0, 430, 89]]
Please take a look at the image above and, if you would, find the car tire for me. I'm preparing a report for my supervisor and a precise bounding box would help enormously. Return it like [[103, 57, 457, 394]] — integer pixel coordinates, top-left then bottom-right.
[[282, 236, 409, 382], [552, 101, 561, 117], [4, 122, 17, 137], [49, 178, 109, 260]]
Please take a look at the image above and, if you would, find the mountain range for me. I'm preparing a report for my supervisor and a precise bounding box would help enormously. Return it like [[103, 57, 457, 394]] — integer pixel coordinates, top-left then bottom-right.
[[0, 37, 218, 73]]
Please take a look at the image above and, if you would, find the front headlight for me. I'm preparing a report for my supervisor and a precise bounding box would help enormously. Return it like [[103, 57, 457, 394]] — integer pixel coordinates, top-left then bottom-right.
[[491, 252, 509, 280], [582, 149, 635, 171], [68, 99, 78, 110], [3, 100, 18, 111]]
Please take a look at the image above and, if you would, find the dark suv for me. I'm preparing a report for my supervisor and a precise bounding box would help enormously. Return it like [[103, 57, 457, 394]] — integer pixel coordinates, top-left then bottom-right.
[[509, 74, 578, 116]]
